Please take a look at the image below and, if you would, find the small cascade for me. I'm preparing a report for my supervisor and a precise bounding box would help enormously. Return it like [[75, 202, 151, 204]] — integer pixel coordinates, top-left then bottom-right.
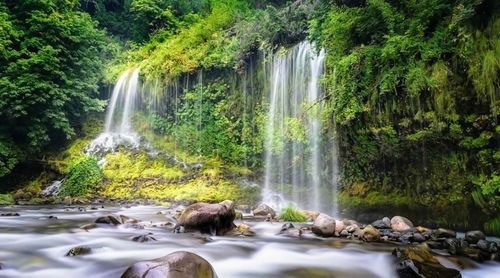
[[263, 41, 338, 213], [40, 180, 63, 196], [86, 69, 142, 156]]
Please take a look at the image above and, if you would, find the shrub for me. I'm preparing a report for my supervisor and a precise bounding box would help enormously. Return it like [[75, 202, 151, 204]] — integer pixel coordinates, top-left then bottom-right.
[[59, 156, 103, 197], [279, 205, 308, 222]]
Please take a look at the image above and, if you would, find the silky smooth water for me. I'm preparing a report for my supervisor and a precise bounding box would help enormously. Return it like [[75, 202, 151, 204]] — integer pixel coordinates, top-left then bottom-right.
[[0, 205, 498, 278]]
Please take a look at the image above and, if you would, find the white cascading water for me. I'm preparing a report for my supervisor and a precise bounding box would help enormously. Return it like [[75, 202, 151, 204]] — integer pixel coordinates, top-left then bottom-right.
[[263, 41, 339, 214], [86, 69, 141, 156]]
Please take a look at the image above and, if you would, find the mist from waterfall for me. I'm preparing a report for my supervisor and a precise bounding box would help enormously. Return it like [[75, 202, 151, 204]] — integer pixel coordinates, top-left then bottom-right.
[[263, 41, 339, 214]]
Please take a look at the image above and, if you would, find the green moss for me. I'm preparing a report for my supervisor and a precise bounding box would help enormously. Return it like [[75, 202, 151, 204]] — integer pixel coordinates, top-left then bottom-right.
[[0, 193, 14, 205], [103, 152, 185, 180], [279, 205, 308, 222]]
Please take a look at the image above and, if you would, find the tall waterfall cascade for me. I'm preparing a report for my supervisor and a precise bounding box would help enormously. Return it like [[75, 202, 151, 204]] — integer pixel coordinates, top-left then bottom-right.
[[263, 41, 340, 215], [86, 69, 142, 155]]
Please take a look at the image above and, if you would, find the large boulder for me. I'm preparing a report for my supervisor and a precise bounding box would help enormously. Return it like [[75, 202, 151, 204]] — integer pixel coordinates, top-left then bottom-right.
[[335, 219, 346, 233], [390, 216, 414, 232], [177, 200, 235, 235], [252, 203, 276, 218], [465, 230, 486, 244], [121, 251, 217, 278], [434, 228, 456, 239], [311, 213, 336, 237], [372, 217, 391, 229]]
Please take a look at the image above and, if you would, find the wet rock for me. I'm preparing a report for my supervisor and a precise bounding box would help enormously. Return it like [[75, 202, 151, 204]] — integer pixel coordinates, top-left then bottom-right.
[[279, 223, 302, 238], [122, 223, 145, 229], [392, 246, 461, 278], [465, 230, 486, 244], [412, 233, 426, 243], [132, 233, 157, 242], [121, 251, 217, 278], [177, 200, 236, 235], [311, 213, 336, 237], [372, 217, 391, 229], [476, 239, 497, 253], [427, 241, 444, 249], [252, 203, 276, 218], [95, 214, 132, 225], [227, 224, 256, 237], [444, 238, 468, 255], [345, 224, 359, 233], [80, 223, 97, 231], [434, 228, 456, 239], [65, 246, 92, 256], [390, 216, 414, 232], [416, 226, 429, 233], [0, 212, 19, 216], [361, 225, 380, 242]]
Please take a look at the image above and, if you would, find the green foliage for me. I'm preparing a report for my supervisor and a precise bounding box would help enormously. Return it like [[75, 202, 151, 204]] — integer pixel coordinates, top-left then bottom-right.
[[279, 205, 308, 222], [484, 216, 500, 236], [0, 193, 14, 205], [59, 156, 103, 197], [471, 173, 500, 216], [0, 0, 111, 177], [311, 0, 499, 218]]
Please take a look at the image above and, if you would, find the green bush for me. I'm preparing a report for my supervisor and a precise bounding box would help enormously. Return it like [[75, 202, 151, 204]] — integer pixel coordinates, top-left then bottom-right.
[[279, 205, 308, 222], [0, 193, 14, 205], [59, 156, 103, 197]]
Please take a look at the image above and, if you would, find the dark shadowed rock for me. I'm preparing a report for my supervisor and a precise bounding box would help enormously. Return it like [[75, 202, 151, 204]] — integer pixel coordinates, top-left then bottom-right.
[[177, 200, 236, 235], [121, 251, 217, 278], [65, 246, 92, 256], [311, 213, 336, 237], [0, 212, 19, 216], [434, 228, 456, 239], [95, 214, 132, 225], [390, 216, 414, 232], [465, 230, 486, 244], [392, 246, 461, 278], [476, 240, 498, 253], [279, 223, 302, 238], [372, 217, 391, 229], [132, 233, 157, 242], [252, 203, 276, 218]]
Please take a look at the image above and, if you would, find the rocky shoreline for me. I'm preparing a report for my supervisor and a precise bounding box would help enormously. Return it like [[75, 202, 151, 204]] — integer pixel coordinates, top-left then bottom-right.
[[1, 199, 499, 278]]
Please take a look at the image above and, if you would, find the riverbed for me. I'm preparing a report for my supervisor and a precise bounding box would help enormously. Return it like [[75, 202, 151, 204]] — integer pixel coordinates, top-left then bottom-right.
[[0, 205, 499, 278]]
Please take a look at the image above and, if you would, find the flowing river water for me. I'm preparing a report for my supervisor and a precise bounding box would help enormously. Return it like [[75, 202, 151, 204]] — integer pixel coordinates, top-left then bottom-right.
[[0, 205, 499, 278]]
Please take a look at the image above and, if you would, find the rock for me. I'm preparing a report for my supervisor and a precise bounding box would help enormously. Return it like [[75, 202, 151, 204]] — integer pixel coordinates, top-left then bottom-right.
[[335, 219, 345, 233], [392, 246, 461, 278], [361, 225, 380, 242], [121, 251, 217, 278], [465, 230, 486, 244], [132, 233, 157, 242], [311, 213, 336, 237], [0, 212, 20, 216], [279, 223, 302, 238], [122, 223, 145, 229], [412, 233, 426, 243], [372, 217, 391, 229], [227, 224, 256, 237], [345, 224, 359, 233], [80, 223, 97, 231], [95, 214, 132, 225], [65, 246, 92, 256], [340, 229, 350, 237], [476, 239, 498, 253], [177, 200, 236, 235], [434, 228, 456, 239], [427, 241, 444, 249], [390, 216, 414, 232], [444, 238, 467, 255], [252, 203, 276, 218]]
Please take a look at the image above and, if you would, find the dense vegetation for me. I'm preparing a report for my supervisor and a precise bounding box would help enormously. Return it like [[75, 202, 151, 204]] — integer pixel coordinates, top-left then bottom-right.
[[0, 0, 498, 232]]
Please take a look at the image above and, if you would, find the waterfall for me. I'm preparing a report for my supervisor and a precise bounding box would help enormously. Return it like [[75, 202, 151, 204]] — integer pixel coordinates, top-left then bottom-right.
[[86, 69, 142, 156], [263, 41, 337, 213]]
